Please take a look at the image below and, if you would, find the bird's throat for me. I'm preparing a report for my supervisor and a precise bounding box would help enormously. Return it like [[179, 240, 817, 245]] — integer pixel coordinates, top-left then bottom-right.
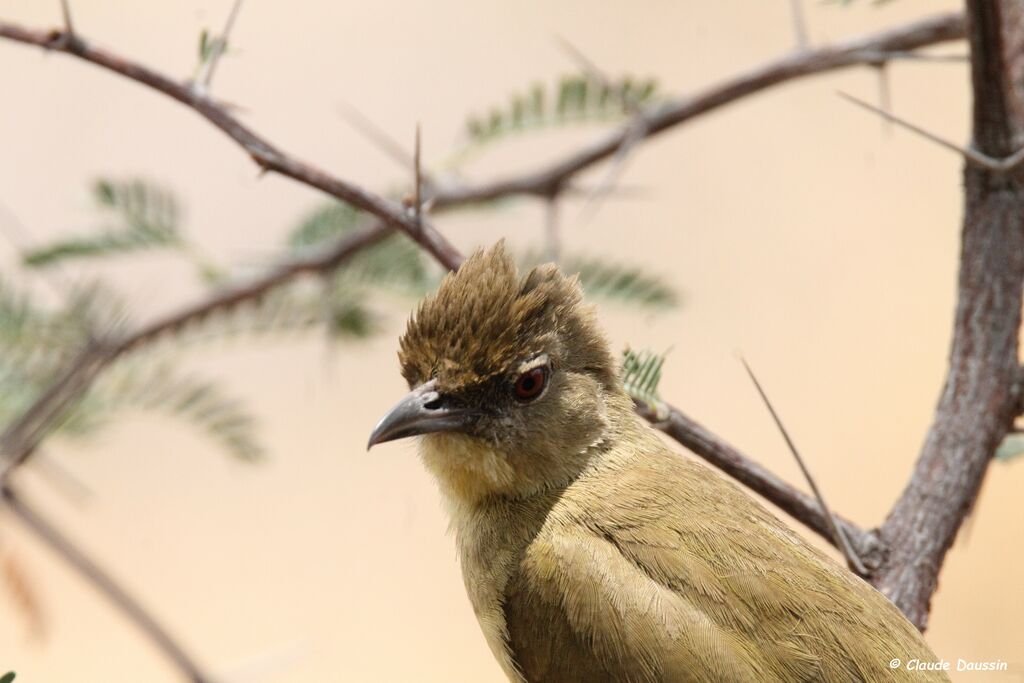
[[419, 432, 523, 506]]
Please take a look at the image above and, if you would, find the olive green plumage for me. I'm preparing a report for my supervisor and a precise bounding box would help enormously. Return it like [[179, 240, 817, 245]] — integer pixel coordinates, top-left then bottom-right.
[[399, 244, 616, 394], [376, 242, 948, 683]]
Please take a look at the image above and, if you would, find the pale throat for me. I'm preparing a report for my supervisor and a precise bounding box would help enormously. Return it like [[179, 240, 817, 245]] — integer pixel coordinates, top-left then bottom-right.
[[418, 432, 522, 508], [418, 423, 615, 519]]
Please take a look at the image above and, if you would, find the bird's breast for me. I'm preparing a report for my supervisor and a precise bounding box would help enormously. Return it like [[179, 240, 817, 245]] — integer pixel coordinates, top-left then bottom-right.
[[450, 499, 553, 683]]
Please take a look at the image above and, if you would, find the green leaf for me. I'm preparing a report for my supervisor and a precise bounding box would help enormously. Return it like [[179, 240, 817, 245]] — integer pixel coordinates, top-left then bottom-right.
[[198, 28, 211, 60], [519, 250, 679, 309], [996, 433, 1024, 462], [141, 275, 382, 349], [621, 347, 669, 413], [91, 178, 180, 230], [288, 202, 364, 249], [0, 277, 51, 347], [61, 281, 133, 338], [92, 363, 264, 462], [23, 226, 180, 267], [0, 279, 130, 441], [453, 74, 660, 159], [94, 178, 117, 205], [23, 178, 183, 268], [0, 273, 258, 460], [556, 76, 588, 117], [0, 671, 16, 683], [327, 295, 377, 338], [289, 201, 437, 295]]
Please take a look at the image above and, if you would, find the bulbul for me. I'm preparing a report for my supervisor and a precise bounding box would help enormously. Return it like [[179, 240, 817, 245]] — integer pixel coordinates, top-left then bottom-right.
[[368, 242, 948, 682]]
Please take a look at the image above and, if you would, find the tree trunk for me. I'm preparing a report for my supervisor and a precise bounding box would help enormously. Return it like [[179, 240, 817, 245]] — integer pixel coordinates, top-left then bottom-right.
[[872, 0, 1024, 630]]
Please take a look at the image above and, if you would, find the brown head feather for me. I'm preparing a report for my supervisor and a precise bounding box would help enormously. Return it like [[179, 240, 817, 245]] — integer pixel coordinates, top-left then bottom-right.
[[398, 241, 615, 392]]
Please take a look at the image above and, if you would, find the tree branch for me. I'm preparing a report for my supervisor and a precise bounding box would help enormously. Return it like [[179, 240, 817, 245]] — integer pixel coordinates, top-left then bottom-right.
[[633, 401, 878, 566], [1, 485, 213, 683], [58, 0, 74, 37], [0, 9, 966, 485], [0, 343, 112, 484], [789, 0, 810, 51], [739, 357, 867, 575], [0, 222, 395, 481], [0, 11, 964, 249], [193, 0, 244, 94], [430, 11, 965, 205], [871, 0, 1024, 630], [0, 11, 973, 663], [115, 223, 395, 357], [839, 90, 1024, 172], [0, 21, 462, 272]]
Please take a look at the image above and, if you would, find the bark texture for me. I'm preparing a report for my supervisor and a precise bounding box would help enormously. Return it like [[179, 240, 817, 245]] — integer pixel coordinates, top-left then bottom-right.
[[873, 0, 1024, 630]]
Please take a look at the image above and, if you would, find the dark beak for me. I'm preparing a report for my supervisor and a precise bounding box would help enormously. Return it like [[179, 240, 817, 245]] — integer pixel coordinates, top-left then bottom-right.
[[367, 380, 472, 449]]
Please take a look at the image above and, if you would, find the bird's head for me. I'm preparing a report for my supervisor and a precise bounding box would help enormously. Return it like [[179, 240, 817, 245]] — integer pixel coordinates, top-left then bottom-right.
[[368, 241, 626, 502]]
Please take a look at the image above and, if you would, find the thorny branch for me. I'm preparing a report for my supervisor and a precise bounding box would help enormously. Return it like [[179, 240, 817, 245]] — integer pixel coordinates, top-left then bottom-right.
[[194, 0, 244, 93], [633, 401, 878, 565], [1, 486, 212, 683], [0, 222, 395, 480], [789, 0, 809, 51], [0, 9, 965, 489], [430, 11, 965, 205], [0, 7, 979, 677], [58, 0, 73, 37], [738, 358, 867, 575], [868, 0, 1024, 631], [839, 90, 1024, 173], [554, 36, 649, 228], [0, 21, 464, 273]]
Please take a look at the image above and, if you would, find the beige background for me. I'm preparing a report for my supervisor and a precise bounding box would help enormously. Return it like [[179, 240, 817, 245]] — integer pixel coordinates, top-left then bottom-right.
[[1, 1, 1022, 681]]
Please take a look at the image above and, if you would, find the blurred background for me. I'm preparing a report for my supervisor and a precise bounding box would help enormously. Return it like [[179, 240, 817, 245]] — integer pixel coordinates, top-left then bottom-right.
[[1, 0, 1021, 681]]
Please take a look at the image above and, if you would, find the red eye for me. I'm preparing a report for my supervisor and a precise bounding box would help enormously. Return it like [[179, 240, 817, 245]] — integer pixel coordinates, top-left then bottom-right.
[[513, 366, 548, 401]]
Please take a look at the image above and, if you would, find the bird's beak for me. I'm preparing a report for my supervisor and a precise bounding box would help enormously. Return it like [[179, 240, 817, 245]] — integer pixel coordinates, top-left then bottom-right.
[[367, 380, 472, 449]]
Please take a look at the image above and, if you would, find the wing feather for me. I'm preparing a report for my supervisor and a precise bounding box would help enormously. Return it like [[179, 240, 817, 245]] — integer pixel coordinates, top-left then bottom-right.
[[503, 440, 949, 682]]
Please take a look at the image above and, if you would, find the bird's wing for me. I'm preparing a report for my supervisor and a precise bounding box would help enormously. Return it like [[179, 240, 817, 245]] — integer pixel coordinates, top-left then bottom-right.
[[504, 520, 778, 683], [504, 441, 949, 683]]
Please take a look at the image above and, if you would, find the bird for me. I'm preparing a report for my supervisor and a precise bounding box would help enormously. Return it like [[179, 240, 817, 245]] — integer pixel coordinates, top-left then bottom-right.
[[367, 241, 949, 683]]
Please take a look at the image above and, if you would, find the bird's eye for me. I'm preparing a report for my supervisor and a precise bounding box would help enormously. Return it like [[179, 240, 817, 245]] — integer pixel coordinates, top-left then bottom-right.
[[513, 366, 548, 402]]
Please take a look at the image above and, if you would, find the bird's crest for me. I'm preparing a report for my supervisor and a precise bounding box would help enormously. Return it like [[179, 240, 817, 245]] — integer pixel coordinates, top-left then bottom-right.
[[399, 241, 598, 390]]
